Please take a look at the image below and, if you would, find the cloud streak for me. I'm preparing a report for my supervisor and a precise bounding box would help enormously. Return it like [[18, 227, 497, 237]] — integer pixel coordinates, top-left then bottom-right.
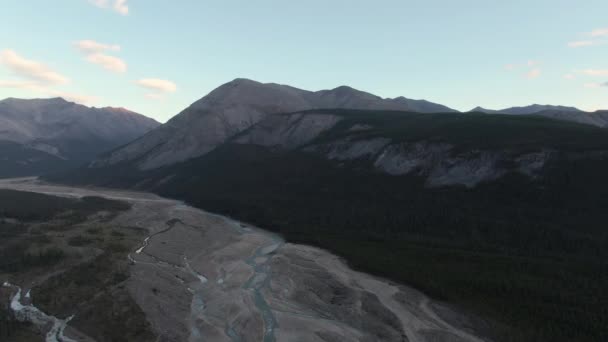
[[136, 78, 177, 93], [85, 53, 127, 73], [0, 49, 98, 105], [580, 69, 608, 77], [568, 27, 608, 48], [505, 60, 542, 80], [75, 40, 120, 54], [0, 50, 69, 85], [568, 40, 597, 48], [526, 68, 541, 79], [590, 28, 608, 37], [136, 78, 177, 99], [113, 0, 129, 15], [75, 40, 127, 73], [89, 0, 129, 15]]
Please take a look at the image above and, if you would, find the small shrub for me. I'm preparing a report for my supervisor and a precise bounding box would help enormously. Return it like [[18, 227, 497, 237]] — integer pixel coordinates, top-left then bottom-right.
[[68, 235, 93, 247]]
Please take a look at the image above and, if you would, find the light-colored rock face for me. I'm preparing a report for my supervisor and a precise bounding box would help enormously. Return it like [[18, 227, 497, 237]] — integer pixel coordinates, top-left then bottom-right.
[[374, 142, 454, 176], [95, 80, 317, 169], [372, 142, 559, 187], [322, 137, 391, 161], [235, 113, 343, 149], [0, 97, 159, 160], [312, 138, 557, 187], [94, 78, 458, 170]]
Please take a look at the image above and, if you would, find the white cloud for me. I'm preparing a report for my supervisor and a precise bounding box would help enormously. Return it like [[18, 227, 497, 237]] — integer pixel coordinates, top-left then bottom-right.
[[113, 0, 129, 15], [90, 0, 129, 15], [590, 28, 608, 37], [504, 61, 542, 80], [527, 60, 540, 67], [584, 82, 602, 89], [136, 78, 177, 99], [0, 49, 97, 105], [75, 40, 120, 54], [136, 78, 177, 93], [89, 0, 107, 7], [563, 74, 576, 80], [567, 28, 608, 48], [85, 53, 127, 73], [568, 40, 596, 48], [0, 49, 69, 85], [525, 68, 541, 79], [580, 69, 608, 77], [74, 40, 127, 73]]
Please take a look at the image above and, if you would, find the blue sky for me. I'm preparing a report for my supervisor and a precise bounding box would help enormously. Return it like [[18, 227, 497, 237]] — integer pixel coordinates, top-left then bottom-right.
[[1, 0, 607, 122]]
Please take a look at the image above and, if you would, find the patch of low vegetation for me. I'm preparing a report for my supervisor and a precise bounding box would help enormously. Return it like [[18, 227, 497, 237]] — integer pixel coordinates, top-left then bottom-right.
[[308, 109, 608, 153], [0, 243, 65, 273], [0, 189, 130, 222], [111, 230, 126, 238], [87, 227, 102, 235], [67, 235, 94, 247], [35, 241, 152, 341], [105, 241, 129, 253], [0, 189, 151, 340]]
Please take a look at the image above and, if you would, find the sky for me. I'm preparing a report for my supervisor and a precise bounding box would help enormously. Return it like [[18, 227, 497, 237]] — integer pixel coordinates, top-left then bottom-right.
[[0, 0, 607, 122]]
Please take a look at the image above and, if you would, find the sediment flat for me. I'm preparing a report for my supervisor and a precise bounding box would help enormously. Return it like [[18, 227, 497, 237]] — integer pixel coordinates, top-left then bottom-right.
[[0, 178, 489, 342]]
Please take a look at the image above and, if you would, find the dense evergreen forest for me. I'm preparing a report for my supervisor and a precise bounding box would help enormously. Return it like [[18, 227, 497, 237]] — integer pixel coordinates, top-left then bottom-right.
[[150, 144, 608, 342], [46, 111, 608, 341]]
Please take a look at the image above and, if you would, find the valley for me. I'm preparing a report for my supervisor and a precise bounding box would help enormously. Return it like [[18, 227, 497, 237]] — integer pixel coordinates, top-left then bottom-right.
[[45, 84, 608, 342], [0, 178, 490, 342], [3, 1, 608, 341]]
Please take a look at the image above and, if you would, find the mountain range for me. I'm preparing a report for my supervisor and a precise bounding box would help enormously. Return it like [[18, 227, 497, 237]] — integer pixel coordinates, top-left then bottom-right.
[[3, 78, 608, 341], [470, 104, 608, 127], [90, 79, 457, 170], [88, 78, 607, 172], [0, 97, 159, 177]]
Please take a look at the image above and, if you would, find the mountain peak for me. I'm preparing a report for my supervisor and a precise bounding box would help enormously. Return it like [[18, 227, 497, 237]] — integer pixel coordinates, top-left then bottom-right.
[[470, 106, 489, 112], [228, 78, 261, 86]]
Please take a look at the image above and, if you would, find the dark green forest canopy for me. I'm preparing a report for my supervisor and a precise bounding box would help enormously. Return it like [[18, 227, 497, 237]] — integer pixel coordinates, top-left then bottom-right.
[[300, 109, 608, 152], [44, 110, 608, 342]]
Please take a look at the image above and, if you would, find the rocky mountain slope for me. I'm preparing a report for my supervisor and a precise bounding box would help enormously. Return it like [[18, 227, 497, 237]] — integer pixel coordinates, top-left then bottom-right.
[[76, 108, 608, 189], [92, 78, 457, 170], [232, 110, 608, 187], [0, 97, 159, 177]]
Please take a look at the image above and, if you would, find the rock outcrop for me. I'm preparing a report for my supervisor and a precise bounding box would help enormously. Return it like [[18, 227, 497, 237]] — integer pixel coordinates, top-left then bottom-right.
[[92, 79, 457, 170]]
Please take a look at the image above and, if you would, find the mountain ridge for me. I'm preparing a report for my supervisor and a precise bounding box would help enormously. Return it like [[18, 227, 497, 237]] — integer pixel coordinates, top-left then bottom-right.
[[470, 104, 582, 114], [91, 78, 459, 170], [0, 97, 159, 177]]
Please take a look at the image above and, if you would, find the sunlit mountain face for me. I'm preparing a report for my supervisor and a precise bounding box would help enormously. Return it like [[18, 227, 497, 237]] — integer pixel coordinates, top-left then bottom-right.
[[0, 97, 158, 177]]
